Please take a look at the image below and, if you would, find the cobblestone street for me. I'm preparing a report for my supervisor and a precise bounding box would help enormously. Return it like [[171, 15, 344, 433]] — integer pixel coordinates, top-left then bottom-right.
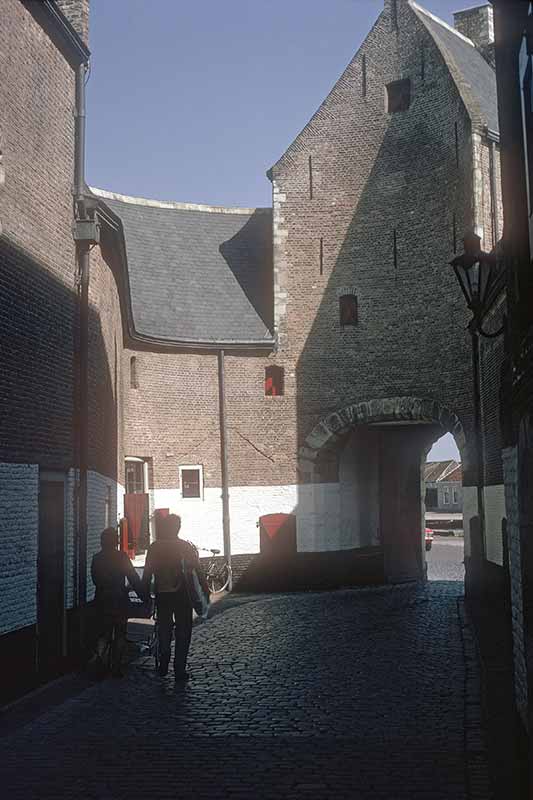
[[1, 581, 489, 800]]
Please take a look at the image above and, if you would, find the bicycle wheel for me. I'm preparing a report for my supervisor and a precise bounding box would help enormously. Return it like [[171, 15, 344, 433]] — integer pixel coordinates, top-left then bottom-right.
[[207, 562, 230, 593], [149, 624, 160, 670]]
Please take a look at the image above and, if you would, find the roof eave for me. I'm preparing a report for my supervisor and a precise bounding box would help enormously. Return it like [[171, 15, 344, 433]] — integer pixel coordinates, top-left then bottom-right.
[[23, 0, 90, 67], [128, 332, 276, 353]]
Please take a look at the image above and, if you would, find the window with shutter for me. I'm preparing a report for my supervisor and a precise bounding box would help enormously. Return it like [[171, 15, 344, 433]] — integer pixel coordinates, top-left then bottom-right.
[[265, 365, 284, 396], [339, 295, 358, 327], [179, 466, 203, 499], [386, 79, 411, 112]]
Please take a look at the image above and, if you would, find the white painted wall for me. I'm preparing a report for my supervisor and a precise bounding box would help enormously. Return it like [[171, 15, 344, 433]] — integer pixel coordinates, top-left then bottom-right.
[[85, 470, 122, 601], [296, 483, 341, 552], [0, 463, 39, 635], [339, 430, 380, 549], [153, 478, 380, 557], [484, 484, 505, 566], [154, 484, 303, 556], [462, 485, 478, 558]]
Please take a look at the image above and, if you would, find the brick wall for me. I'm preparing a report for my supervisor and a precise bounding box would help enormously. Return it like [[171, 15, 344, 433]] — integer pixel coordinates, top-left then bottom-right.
[[502, 445, 528, 729], [0, 464, 39, 635], [88, 246, 124, 482], [120, 2, 505, 560], [55, 0, 90, 44], [453, 5, 494, 50], [0, 0, 77, 469], [271, 1, 477, 481]]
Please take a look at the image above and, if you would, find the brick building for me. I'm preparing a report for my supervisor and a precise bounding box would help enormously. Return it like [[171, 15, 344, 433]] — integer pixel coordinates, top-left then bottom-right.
[[0, 0, 125, 702], [424, 460, 463, 513], [91, 1, 504, 586], [0, 0, 509, 701]]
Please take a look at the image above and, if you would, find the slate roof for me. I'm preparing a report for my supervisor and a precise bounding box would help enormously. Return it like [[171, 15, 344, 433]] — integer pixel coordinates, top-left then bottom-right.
[[410, 1, 499, 133], [92, 189, 274, 347]]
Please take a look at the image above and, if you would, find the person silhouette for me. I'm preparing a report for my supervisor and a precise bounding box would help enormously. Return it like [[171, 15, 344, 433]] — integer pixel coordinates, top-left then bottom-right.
[[142, 514, 201, 680], [91, 527, 144, 677]]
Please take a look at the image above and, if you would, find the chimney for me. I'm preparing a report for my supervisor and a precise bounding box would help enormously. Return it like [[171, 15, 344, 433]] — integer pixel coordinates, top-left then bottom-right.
[[453, 4, 494, 50], [55, 0, 90, 45]]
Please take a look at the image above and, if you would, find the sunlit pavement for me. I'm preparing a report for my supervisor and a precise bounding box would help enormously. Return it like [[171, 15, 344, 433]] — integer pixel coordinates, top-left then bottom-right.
[[0, 576, 488, 800], [427, 536, 465, 583]]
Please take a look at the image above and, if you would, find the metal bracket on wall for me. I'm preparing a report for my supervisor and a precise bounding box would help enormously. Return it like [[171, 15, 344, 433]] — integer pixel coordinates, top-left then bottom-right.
[[72, 219, 100, 244]]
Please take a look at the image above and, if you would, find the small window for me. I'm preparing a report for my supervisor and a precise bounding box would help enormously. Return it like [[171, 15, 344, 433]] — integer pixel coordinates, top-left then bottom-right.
[[180, 466, 202, 499], [265, 365, 284, 396], [386, 79, 411, 113], [443, 489, 450, 505], [339, 295, 358, 327], [425, 488, 438, 509], [130, 356, 138, 389], [452, 488, 459, 504]]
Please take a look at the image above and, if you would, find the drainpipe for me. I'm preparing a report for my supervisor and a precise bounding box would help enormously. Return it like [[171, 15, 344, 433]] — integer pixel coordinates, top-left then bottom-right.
[[488, 137, 500, 247], [73, 59, 91, 638], [470, 322, 486, 555], [470, 132, 486, 553], [217, 350, 232, 589]]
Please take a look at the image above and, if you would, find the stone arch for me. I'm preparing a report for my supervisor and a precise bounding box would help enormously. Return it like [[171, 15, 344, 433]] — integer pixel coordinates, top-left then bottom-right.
[[298, 396, 466, 477]]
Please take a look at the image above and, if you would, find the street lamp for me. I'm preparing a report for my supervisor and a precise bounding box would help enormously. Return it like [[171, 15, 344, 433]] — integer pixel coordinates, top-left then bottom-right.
[[449, 231, 506, 562], [450, 231, 504, 338]]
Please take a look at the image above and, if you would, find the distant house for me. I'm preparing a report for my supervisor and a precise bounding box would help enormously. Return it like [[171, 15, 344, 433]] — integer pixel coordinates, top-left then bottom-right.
[[424, 461, 463, 513]]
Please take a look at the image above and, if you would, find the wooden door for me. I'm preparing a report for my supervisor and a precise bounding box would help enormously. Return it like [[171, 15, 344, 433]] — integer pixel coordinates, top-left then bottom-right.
[[37, 480, 65, 679]]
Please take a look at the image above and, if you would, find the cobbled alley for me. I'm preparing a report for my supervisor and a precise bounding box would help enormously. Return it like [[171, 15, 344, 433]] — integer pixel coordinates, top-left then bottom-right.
[[1, 581, 489, 800]]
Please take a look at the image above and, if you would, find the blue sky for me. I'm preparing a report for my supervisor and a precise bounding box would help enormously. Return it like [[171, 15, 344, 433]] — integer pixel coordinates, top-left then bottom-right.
[[87, 0, 466, 208], [86, 0, 465, 464]]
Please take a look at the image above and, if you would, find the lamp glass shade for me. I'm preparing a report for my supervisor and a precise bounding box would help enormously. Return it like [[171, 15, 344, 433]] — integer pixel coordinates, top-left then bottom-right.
[[453, 258, 494, 313]]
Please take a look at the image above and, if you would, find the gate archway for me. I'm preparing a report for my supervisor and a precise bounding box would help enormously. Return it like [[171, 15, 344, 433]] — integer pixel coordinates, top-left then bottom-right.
[[297, 396, 467, 583]]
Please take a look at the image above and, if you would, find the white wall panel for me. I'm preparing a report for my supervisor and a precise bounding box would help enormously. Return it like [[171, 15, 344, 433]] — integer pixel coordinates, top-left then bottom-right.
[[462, 486, 478, 558], [484, 484, 505, 566], [0, 463, 38, 634]]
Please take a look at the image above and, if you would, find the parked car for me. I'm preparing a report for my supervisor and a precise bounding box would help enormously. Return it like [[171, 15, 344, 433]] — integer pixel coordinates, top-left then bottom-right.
[[425, 528, 434, 552]]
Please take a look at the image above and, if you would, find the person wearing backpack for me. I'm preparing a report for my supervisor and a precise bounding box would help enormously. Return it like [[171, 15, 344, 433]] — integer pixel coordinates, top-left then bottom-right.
[[142, 513, 201, 680]]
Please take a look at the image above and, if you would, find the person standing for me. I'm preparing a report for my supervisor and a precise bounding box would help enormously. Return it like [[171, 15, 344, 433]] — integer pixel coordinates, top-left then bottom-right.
[[90, 527, 144, 677], [142, 514, 200, 680]]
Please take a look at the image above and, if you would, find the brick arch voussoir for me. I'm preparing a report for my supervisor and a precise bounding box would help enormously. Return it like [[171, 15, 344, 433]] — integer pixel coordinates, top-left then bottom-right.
[[298, 396, 465, 476]]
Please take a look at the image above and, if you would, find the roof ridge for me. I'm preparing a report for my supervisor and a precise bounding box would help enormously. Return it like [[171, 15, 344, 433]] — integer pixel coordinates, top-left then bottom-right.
[[408, 1, 475, 47], [409, 1, 491, 131], [90, 187, 271, 216]]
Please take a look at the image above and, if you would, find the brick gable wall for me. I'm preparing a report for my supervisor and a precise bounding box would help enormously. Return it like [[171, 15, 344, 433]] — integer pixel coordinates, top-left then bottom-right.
[[271, 2, 478, 484]]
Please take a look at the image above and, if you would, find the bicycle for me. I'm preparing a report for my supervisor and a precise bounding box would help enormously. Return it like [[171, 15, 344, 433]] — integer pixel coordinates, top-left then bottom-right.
[[200, 547, 232, 593], [141, 597, 160, 671]]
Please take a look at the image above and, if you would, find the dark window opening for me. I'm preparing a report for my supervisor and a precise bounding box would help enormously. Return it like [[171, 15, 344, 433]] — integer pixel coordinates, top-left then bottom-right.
[[454, 121, 459, 166], [386, 79, 411, 113], [319, 237, 324, 275], [421, 42, 426, 82], [130, 356, 138, 389], [308, 155, 313, 200], [425, 488, 438, 509], [125, 461, 144, 494], [181, 468, 201, 499], [339, 295, 358, 327], [265, 365, 284, 396]]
